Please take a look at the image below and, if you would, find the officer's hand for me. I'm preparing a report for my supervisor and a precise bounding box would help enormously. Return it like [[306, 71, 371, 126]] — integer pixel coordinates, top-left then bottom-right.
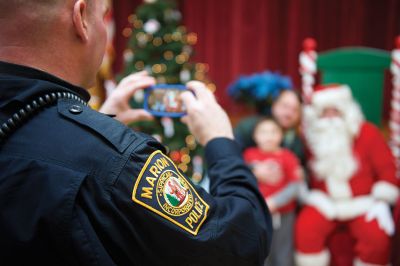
[[180, 81, 234, 146], [100, 71, 156, 125]]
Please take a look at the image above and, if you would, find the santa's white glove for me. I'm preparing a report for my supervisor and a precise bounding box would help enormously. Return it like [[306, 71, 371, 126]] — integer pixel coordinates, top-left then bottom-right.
[[306, 190, 336, 220], [365, 201, 395, 236]]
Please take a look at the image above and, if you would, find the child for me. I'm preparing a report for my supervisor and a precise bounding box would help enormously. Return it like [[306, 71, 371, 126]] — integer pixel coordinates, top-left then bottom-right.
[[243, 117, 301, 266]]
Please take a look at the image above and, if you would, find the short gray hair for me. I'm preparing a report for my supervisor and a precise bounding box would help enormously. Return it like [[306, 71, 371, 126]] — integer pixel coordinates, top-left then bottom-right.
[[0, 0, 63, 18]]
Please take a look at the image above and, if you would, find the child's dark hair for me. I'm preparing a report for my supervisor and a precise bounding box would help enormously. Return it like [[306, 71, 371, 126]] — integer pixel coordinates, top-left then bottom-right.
[[252, 116, 283, 136]]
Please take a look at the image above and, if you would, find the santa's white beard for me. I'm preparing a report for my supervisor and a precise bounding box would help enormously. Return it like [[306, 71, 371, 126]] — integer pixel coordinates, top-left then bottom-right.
[[306, 117, 358, 181]]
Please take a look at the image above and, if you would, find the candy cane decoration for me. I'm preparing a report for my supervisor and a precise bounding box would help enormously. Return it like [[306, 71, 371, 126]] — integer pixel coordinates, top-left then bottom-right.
[[390, 35, 400, 176], [299, 38, 317, 103]]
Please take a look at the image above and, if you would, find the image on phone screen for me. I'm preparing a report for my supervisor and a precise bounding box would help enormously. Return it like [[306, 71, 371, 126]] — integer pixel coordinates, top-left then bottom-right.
[[144, 85, 187, 117]]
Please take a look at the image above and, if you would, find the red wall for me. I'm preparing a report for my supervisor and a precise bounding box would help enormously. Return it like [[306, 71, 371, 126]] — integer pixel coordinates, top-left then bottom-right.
[[113, 0, 400, 115]]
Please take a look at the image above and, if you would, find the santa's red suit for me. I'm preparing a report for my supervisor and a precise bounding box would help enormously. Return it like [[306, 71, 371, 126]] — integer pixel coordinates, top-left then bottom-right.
[[295, 84, 400, 266]]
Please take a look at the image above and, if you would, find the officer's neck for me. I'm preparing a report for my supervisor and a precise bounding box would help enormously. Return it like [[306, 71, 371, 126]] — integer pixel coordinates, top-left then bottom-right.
[[0, 45, 93, 89]]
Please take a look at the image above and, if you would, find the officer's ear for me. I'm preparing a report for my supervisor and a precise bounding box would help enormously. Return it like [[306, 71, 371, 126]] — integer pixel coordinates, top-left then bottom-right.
[[72, 0, 89, 43]]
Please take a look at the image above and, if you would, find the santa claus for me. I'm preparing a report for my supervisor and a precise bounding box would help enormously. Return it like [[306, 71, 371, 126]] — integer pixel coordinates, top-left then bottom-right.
[[295, 84, 400, 266]]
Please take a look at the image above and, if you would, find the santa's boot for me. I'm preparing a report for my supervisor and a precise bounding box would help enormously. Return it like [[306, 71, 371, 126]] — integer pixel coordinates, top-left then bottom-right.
[[295, 250, 330, 266], [354, 258, 390, 266]]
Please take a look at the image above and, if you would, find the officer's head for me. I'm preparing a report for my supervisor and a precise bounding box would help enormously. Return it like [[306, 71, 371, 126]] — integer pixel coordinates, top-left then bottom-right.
[[0, 0, 109, 88]]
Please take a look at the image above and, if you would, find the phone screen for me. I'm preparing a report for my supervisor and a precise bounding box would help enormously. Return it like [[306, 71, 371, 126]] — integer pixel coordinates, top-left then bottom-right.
[[144, 85, 187, 117]]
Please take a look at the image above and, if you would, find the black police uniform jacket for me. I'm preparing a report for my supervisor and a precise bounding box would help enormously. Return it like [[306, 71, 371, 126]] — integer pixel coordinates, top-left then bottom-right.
[[0, 61, 272, 266]]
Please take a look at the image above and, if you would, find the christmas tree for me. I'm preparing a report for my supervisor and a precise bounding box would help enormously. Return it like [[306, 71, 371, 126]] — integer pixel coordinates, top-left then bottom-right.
[[122, 0, 209, 182]]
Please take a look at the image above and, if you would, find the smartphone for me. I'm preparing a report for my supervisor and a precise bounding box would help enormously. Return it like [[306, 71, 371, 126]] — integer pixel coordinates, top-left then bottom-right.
[[144, 84, 188, 118]]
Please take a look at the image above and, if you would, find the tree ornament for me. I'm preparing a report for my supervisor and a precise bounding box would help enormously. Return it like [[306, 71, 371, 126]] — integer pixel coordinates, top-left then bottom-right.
[[164, 9, 181, 21], [122, 27, 133, 38], [182, 45, 193, 55], [181, 154, 191, 164], [134, 61, 145, 70], [123, 49, 134, 63], [133, 19, 143, 29], [163, 34, 172, 43], [152, 37, 163, 46], [161, 117, 175, 138], [172, 10, 182, 21], [143, 19, 160, 34], [164, 51, 174, 60], [136, 32, 148, 47], [180, 69, 191, 83], [178, 163, 188, 173], [192, 156, 204, 181], [170, 150, 181, 162], [128, 14, 136, 24], [186, 33, 198, 45]]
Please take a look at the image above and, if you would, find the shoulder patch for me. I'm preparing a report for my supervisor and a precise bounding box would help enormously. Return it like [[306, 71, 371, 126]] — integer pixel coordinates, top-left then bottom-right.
[[132, 150, 209, 235]]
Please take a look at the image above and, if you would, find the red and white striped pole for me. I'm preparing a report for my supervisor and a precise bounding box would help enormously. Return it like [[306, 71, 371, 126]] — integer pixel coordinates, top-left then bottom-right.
[[299, 38, 317, 103], [390, 35, 400, 176]]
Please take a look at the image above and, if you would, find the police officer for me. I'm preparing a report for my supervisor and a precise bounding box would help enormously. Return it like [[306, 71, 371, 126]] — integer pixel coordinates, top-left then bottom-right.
[[0, 1, 272, 265]]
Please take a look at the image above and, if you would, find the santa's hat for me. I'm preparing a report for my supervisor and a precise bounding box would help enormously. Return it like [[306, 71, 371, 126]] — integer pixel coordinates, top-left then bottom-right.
[[311, 84, 353, 112], [304, 83, 364, 136]]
